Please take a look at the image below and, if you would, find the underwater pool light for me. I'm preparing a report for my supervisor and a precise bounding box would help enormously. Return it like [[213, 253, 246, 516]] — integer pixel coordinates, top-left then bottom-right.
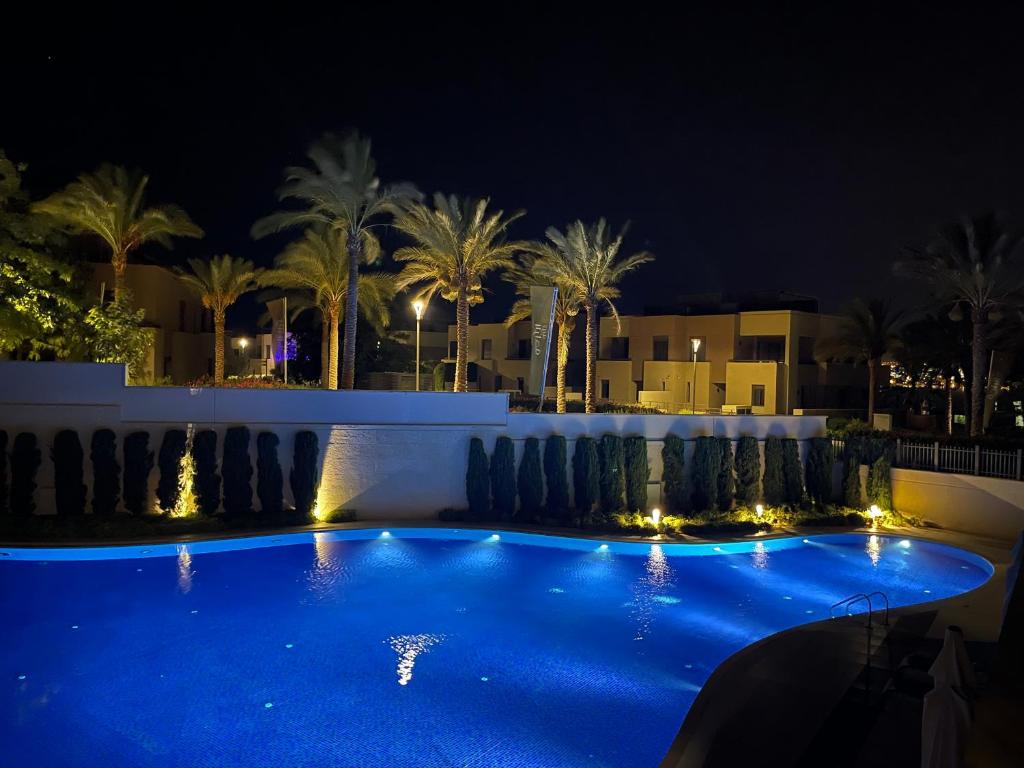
[[899, 539, 911, 548], [381, 531, 392, 538], [598, 543, 609, 550], [489, 534, 500, 541]]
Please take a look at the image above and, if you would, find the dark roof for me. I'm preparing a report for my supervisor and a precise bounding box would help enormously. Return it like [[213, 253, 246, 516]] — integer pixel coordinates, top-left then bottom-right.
[[644, 291, 820, 316]]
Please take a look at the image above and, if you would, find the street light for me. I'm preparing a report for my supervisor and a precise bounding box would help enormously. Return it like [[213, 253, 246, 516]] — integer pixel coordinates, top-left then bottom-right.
[[412, 300, 425, 392], [690, 337, 701, 414], [239, 338, 249, 353]]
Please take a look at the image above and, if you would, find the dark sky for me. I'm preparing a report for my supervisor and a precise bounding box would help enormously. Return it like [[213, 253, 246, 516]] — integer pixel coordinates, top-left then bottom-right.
[[5, 5, 1024, 328]]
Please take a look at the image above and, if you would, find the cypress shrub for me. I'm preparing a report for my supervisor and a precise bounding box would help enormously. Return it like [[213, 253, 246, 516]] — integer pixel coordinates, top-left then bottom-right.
[[517, 437, 543, 521], [843, 454, 863, 508], [805, 437, 834, 510], [53, 429, 86, 517], [598, 434, 625, 515], [735, 436, 760, 507], [691, 436, 721, 512], [256, 431, 283, 518], [222, 426, 253, 518], [572, 437, 600, 517], [763, 436, 785, 507], [544, 435, 570, 521], [782, 438, 804, 507], [192, 430, 220, 516], [157, 429, 187, 512], [123, 431, 154, 516], [716, 437, 735, 512], [466, 437, 490, 520], [90, 429, 120, 516], [0, 430, 8, 516], [290, 430, 319, 521], [623, 436, 649, 513], [868, 455, 893, 510], [490, 436, 517, 520], [10, 432, 41, 516], [661, 435, 688, 513]]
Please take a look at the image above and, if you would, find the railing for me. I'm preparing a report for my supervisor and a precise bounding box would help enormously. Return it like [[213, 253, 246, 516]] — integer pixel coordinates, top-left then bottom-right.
[[833, 437, 1024, 481]]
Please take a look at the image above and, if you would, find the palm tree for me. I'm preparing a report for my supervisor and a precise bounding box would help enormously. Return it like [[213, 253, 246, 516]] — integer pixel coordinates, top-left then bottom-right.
[[252, 132, 418, 390], [33, 164, 203, 301], [815, 298, 904, 425], [393, 193, 529, 392], [262, 227, 396, 389], [177, 255, 262, 385], [900, 313, 970, 434], [504, 249, 581, 412], [894, 214, 1024, 436], [536, 220, 653, 413]]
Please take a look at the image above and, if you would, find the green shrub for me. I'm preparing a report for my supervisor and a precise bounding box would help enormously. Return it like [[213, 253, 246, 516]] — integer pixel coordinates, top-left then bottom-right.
[[623, 436, 649, 513], [572, 437, 600, 517], [52, 429, 86, 517], [716, 437, 735, 512], [157, 429, 187, 512], [192, 430, 220, 516], [544, 435, 570, 521], [782, 438, 804, 507], [90, 429, 120, 516], [518, 437, 543, 521], [868, 455, 893, 510], [490, 436, 516, 519], [320, 508, 356, 523], [0, 430, 7, 516], [843, 451, 863, 508], [762, 436, 785, 507], [661, 435, 688, 513], [290, 430, 319, 522], [805, 437, 834, 510], [466, 437, 490, 521], [222, 426, 253, 518], [598, 434, 625, 515], [691, 436, 721, 512], [123, 431, 154, 516], [10, 432, 41, 517], [256, 432, 283, 518], [735, 436, 759, 507]]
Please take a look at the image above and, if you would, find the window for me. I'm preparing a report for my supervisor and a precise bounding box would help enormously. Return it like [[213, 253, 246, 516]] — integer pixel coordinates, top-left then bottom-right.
[[653, 336, 669, 361], [752, 385, 766, 407], [688, 336, 707, 362], [600, 379, 610, 399], [449, 341, 457, 358], [481, 339, 493, 360], [608, 337, 629, 360], [517, 339, 530, 359]]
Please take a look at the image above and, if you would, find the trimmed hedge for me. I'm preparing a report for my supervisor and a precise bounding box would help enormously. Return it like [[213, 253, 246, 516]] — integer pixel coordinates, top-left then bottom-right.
[[157, 429, 187, 512], [544, 435, 570, 521], [763, 436, 785, 507], [256, 432, 284, 518], [124, 431, 154, 516], [192, 430, 220, 516], [53, 429, 86, 517], [10, 432, 41, 517], [466, 437, 490, 520], [90, 429, 120, 516], [843, 453, 863, 508], [868, 455, 893, 510], [517, 437, 543, 521], [782, 438, 804, 507], [623, 436, 649, 513], [691, 436, 721, 512], [735, 436, 759, 507], [222, 426, 253, 518], [805, 437, 834, 510], [572, 436, 600, 517], [662, 435, 687, 513], [0, 430, 7, 516], [717, 437, 735, 512], [598, 434, 625, 515], [490, 436, 516, 519], [290, 430, 319, 522]]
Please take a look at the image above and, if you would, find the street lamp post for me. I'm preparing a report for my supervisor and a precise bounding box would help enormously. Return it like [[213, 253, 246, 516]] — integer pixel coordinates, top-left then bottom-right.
[[412, 301, 424, 392], [690, 337, 701, 414]]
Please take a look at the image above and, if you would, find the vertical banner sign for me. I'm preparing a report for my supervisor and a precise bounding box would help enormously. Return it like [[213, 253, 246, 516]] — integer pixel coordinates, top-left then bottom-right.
[[265, 298, 288, 377], [528, 286, 558, 402]]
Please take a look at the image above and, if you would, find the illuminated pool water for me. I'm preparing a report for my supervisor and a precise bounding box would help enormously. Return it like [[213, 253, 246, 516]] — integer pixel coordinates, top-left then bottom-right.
[[1, 530, 991, 767]]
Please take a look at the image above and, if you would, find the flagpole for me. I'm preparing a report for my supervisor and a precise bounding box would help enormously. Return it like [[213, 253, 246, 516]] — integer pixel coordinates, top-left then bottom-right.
[[537, 287, 558, 413], [283, 296, 288, 385]]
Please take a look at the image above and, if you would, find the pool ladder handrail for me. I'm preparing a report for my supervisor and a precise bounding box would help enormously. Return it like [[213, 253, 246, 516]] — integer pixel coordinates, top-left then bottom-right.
[[829, 591, 890, 628]]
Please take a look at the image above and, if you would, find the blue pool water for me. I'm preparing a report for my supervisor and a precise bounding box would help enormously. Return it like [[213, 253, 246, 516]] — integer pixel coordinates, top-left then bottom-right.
[[1, 530, 991, 767]]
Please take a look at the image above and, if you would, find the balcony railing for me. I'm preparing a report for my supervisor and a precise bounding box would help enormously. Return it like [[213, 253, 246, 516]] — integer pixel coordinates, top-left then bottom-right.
[[832, 437, 1024, 481]]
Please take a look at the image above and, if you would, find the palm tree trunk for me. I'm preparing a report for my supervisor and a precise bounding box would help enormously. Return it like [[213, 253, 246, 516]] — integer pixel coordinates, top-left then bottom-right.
[[556, 321, 570, 414], [584, 301, 597, 414], [455, 283, 469, 392], [946, 376, 953, 435], [867, 357, 877, 426], [214, 309, 226, 385], [328, 303, 340, 390], [341, 233, 361, 390], [320, 308, 330, 389], [970, 308, 987, 437], [112, 249, 128, 303]]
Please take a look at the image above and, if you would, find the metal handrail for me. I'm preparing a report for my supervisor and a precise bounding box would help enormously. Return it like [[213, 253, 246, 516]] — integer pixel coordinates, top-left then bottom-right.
[[828, 591, 890, 628]]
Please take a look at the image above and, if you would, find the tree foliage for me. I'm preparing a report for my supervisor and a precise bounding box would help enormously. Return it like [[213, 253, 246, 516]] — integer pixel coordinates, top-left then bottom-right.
[[598, 434, 625, 515], [868, 455, 894, 510], [290, 431, 319, 522], [90, 429, 120, 516], [544, 435, 570, 520], [623, 436, 649, 512], [10, 432, 41, 516], [661, 435, 688, 513], [192, 429, 220, 516], [763, 436, 785, 507], [781, 438, 805, 507], [123, 431, 154, 516], [691, 436, 721, 512], [466, 437, 490, 520], [517, 437, 544, 521], [735, 436, 760, 507], [490, 436, 516, 520], [716, 437, 735, 512], [52, 429, 86, 517], [805, 437, 834, 510], [0, 430, 7, 516], [157, 429, 187, 512], [257, 432, 283, 518], [222, 426, 253, 518], [572, 437, 600, 518], [84, 293, 151, 380]]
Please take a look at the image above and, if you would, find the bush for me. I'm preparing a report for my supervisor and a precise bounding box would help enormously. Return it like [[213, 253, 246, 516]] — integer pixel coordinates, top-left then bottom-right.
[[661, 435, 688, 513], [190, 430, 220, 516], [157, 429, 187, 512], [466, 437, 490, 521], [735, 436, 759, 507], [623, 436, 649, 513], [843, 451, 863, 508], [763, 436, 785, 507], [782, 438, 804, 507], [90, 429, 120, 516], [544, 436, 570, 521], [518, 437, 544, 521], [805, 437, 834, 510], [222, 426, 253, 518], [123, 431, 154, 516], [290, 430, 320, 522], [10, 432, 41, 516], [490, 436, 516, 520], [868, 455, 893, 510], [691, 436, 721, 512], [572, 437, 600, 517], [319, 508, 356, 523], [52, 429, 86, 517], [716, 437, 735, 512], [0, 430, 7, 516], [256, 432, 283, 518], [598, 434, 625, 515]]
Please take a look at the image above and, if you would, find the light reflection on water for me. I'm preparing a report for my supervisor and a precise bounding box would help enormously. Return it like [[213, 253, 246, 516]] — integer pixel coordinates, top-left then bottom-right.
[[388, 633, 446, 686], [751, 541, 769, 570], [176, 545, 193, 594], [631, 544, 677, 641], [866, 535, 881, 567]]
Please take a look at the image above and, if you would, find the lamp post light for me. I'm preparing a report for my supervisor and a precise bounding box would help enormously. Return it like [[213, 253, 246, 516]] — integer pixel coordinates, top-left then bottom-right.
[[690, 337, 701, 414], [412, 300, 425, 392]]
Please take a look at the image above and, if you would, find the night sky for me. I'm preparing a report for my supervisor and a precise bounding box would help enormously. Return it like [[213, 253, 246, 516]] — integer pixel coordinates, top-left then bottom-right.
[[6, 5, 1024, 328]]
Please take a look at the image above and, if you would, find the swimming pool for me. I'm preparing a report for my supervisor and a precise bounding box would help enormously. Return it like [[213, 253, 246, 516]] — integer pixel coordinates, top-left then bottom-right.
[[1, 530, 992, 767]]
